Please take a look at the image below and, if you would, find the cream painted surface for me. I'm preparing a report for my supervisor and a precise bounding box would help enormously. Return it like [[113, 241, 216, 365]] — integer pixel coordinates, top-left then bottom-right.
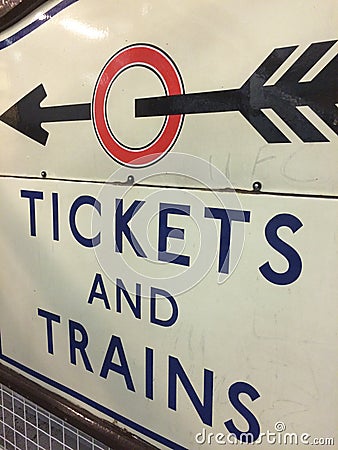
[[0, 178, 337, 449], [0, 1, 337, 448], [0, 0, 337, 194]]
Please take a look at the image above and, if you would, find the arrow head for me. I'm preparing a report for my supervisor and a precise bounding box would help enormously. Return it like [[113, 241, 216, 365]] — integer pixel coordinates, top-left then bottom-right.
[[239, 40, 338, 142], [0, 84, 49, 145]]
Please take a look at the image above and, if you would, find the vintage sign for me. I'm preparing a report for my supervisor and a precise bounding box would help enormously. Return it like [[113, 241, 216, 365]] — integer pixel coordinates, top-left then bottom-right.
[[1, 40, 336, 164], [0, 0, 337, 448], [0, 168, 336, 448], [0, 0, 337, 194]]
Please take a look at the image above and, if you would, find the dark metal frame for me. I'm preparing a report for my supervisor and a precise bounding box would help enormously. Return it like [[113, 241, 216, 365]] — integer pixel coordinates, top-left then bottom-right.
[[0, 363, 157, 450], [0, 0, 47, 32]]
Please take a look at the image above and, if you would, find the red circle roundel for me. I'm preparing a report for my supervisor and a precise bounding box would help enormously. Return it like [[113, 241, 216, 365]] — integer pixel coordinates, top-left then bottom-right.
[[92, 44, 184, 167]]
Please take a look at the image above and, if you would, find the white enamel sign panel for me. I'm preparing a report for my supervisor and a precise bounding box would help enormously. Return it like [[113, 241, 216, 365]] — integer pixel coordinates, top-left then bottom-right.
[[0, 0, 337, 195], [0, 0, 337, 448], [0, 176, 336, 449]]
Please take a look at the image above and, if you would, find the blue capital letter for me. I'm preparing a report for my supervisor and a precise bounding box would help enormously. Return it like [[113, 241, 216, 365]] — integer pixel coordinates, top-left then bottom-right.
[[158, 203, 190, 266], [115, 199, 146, 257], [259, 213, 303, 285]]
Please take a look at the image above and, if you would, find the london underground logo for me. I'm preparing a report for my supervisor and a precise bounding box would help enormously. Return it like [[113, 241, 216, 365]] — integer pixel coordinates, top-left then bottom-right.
[[92, 44, 185, 167], [0, 40, 337, 167]]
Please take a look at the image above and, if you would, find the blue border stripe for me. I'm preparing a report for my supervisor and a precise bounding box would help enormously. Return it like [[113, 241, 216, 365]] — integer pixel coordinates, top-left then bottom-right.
[[0, 0, 79, 50], [0, 337, 187, 449]]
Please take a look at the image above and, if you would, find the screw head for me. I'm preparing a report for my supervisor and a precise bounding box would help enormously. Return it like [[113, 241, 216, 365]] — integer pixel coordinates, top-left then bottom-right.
[[41, 171, 47, 178], [252, 181, 262, 192]]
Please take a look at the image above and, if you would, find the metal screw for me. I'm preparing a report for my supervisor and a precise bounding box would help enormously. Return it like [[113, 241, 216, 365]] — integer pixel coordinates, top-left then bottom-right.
[[252, 181, 262, 192]]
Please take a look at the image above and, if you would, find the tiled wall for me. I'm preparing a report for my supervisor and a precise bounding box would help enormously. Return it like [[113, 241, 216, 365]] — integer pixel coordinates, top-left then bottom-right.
[[0, 384, 111, 450]]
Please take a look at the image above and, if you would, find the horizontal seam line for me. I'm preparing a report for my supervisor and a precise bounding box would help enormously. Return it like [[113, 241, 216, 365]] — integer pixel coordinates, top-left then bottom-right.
[[0, 174, 337, 199]]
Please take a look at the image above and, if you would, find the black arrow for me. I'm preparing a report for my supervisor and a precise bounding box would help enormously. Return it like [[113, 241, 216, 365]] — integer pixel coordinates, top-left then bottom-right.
[[0, 84, 91, 145], [135, 40, 338, 143]]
